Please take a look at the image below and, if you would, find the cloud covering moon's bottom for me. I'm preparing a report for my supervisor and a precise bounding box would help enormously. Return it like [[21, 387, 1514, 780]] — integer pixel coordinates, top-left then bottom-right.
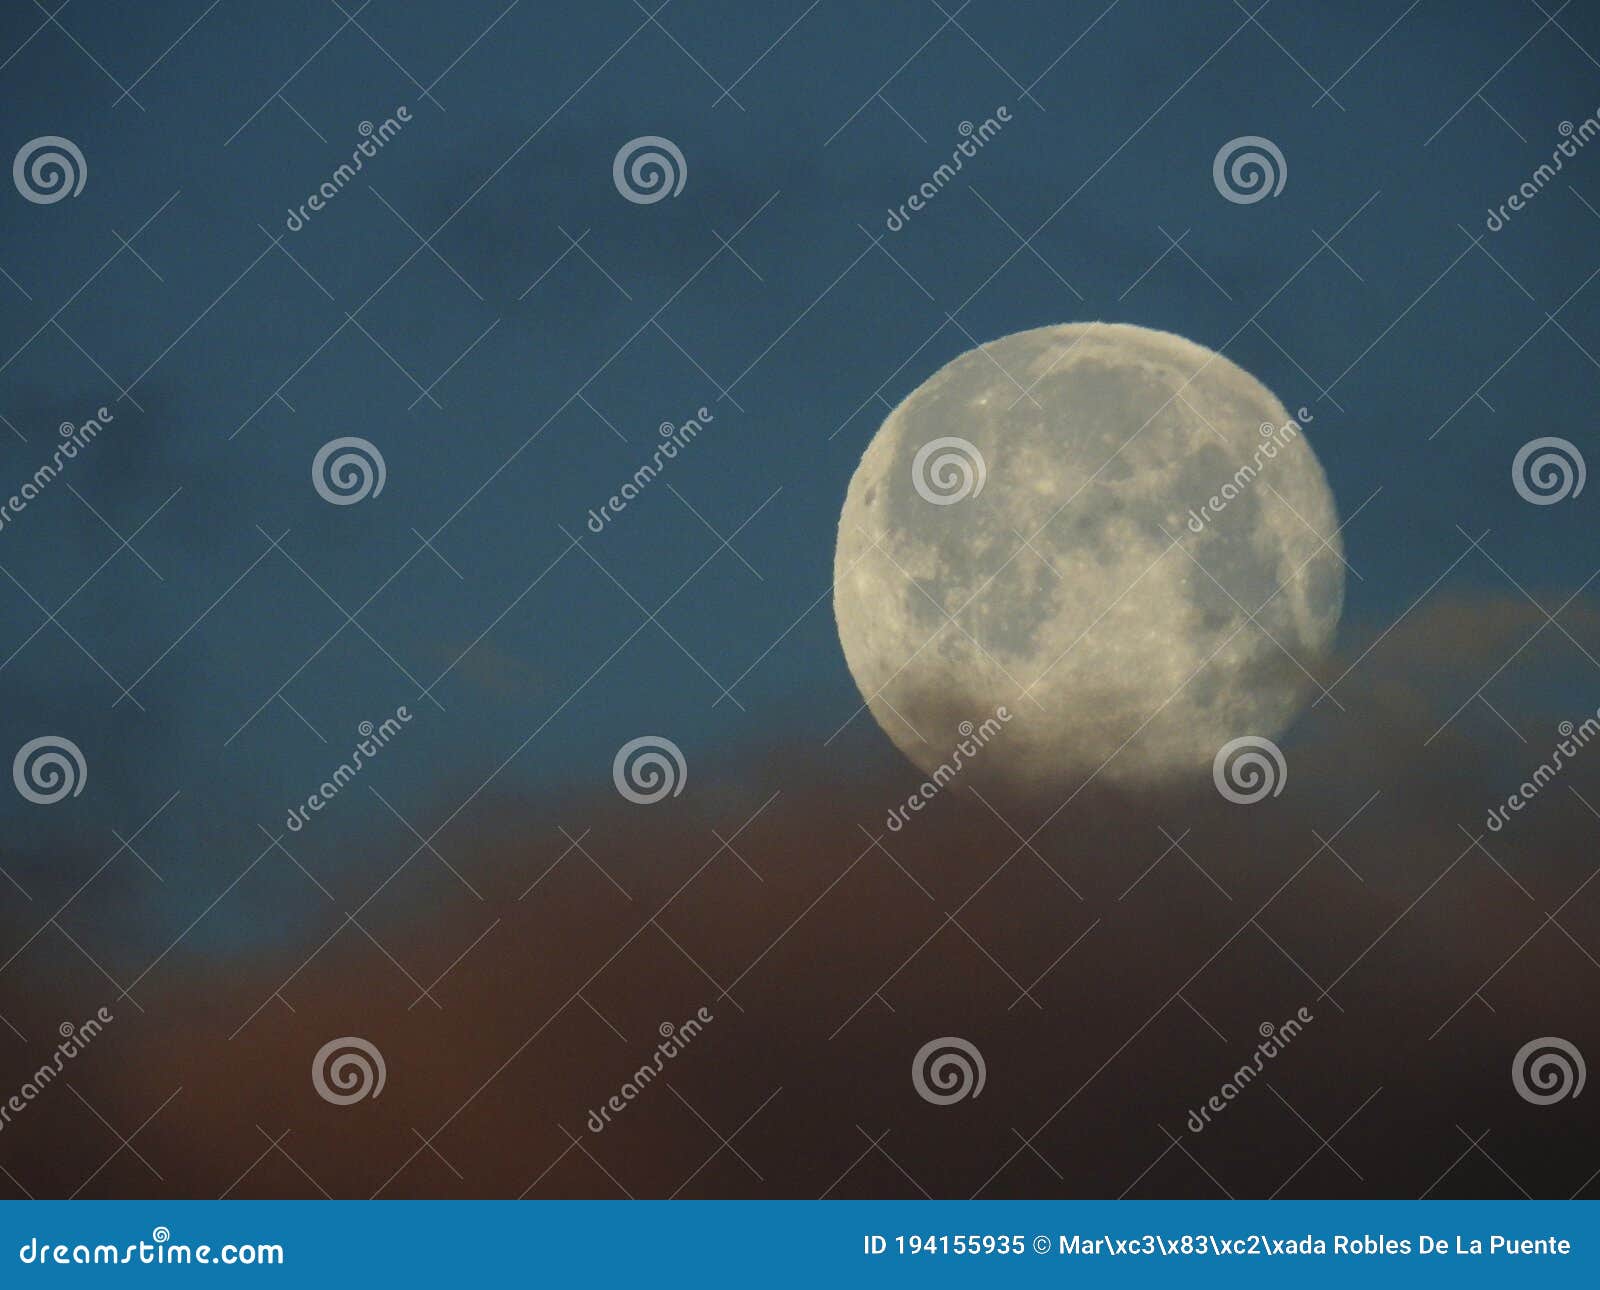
[[833, 322, 1344, 792]]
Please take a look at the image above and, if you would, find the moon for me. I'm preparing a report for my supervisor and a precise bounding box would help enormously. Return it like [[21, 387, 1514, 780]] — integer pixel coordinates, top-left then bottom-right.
[[833, 322, 1343, 793]]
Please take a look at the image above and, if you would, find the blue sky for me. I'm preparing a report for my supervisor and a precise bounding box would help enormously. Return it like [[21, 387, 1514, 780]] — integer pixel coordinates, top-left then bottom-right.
[[2, 0, 1597, 968]]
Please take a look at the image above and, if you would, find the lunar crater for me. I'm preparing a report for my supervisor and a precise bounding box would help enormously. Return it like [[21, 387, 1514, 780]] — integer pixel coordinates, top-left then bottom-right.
[[834, 322, 1343, 793]]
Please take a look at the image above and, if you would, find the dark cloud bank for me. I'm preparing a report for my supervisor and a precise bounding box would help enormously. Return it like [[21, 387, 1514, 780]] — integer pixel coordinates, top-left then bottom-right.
[[1, 596, 1597, 1198]]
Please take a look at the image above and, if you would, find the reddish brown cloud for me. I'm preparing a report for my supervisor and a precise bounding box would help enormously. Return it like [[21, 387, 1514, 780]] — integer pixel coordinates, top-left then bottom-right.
[[2, 596, 1598, 1198]]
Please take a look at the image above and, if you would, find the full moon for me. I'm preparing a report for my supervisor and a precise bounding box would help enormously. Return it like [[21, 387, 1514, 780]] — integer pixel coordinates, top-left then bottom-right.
[[833, 322, 1343, 793]]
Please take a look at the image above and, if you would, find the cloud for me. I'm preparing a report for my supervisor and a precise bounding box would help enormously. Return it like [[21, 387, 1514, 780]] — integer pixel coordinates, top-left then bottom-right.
[[2, 593, 1597, 1198]]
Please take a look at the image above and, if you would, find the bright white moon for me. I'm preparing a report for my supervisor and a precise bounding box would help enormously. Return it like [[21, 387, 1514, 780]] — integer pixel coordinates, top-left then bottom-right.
[[833, 322, 1343, 792]]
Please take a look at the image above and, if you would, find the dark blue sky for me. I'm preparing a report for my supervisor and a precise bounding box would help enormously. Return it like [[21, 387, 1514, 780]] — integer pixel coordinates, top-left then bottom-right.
[[2, 0, 1597, 966]]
